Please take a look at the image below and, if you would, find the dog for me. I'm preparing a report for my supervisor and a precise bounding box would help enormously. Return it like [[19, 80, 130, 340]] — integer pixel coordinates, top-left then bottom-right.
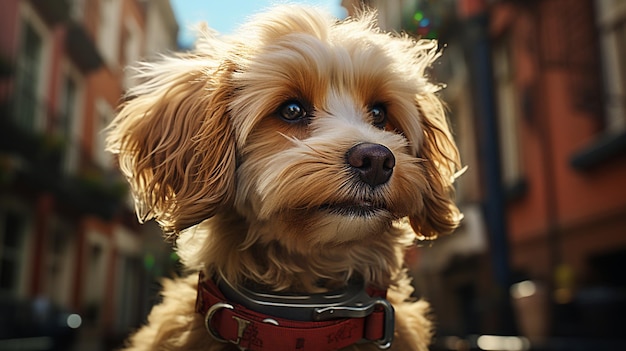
[[106, 5, 462, 351]]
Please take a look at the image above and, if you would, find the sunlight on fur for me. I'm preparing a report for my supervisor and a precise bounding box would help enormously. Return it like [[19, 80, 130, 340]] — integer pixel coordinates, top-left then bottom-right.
[[106, 5, 462, 351]]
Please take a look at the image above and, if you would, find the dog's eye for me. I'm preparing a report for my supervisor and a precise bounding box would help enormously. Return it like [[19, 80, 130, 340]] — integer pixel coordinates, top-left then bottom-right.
[[369, 105, 387, 128], [279, 101, 307, 122]]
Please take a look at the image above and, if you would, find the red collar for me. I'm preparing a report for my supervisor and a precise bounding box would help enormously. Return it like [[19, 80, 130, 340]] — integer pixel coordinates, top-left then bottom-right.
[[195, 272, 394, 350]]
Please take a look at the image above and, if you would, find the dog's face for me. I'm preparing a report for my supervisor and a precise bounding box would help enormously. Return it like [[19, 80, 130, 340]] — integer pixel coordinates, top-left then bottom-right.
[[107, 7, 461, 252]]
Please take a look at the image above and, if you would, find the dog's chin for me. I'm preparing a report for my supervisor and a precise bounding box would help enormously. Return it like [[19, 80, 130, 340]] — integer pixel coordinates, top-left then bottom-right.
[[318, 213, 395, 244], [271, 203, 399, 246]]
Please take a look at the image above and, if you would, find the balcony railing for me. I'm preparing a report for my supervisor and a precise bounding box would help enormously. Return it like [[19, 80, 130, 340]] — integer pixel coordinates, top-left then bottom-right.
[[28, 0, 103, 73], [0, 96, 128, 219], [65, 21, 104, 73]]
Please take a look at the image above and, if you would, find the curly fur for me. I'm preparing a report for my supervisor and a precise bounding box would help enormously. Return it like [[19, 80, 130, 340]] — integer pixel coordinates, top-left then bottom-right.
[[107, 5, 461, 351]]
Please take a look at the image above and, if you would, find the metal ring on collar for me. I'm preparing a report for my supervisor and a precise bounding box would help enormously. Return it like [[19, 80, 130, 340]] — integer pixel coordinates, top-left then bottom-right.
[[204, 302, 234, 343], [373, 298, 394, 350]]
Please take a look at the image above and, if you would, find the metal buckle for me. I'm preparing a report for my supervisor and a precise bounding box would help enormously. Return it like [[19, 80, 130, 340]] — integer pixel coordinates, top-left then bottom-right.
[[204, 302, 281, 350], [314, 295, 394, 349], [375, 299, 394, 349], [204, 302, 234, 343]]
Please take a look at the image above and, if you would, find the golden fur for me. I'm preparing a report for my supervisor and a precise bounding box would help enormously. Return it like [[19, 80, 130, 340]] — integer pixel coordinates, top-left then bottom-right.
[[107, 5, 461, 351]]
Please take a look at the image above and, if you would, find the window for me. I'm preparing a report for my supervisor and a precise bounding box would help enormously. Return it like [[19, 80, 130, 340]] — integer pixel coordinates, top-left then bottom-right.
[[58, 69, 83, 174], [94, 99, 114, 169], [45, 219, 74, 306], [570, 0, 626, 169], [59, 77, 76, 140], [97, 0, 121, 67], [596, 0, 626, 132], [83, 231, 108, 326], [70, 0, 86, 21], [120, 17, 142, 88], [0, 210, 27, 296], [14, 22, 42, 131], [493, 39, 524, 192], [114, 255, 141, 332]]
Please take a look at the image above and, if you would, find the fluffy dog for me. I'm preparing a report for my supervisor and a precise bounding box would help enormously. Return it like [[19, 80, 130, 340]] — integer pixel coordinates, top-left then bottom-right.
[[107, 5, 461, 351]]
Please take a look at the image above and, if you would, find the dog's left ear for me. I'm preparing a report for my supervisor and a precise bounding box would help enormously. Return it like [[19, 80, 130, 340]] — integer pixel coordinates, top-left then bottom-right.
[[409, 92, 463, 240]]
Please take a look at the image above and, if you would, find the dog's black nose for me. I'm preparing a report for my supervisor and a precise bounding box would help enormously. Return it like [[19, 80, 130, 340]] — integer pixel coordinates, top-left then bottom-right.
[[346, 143, 395, 187]]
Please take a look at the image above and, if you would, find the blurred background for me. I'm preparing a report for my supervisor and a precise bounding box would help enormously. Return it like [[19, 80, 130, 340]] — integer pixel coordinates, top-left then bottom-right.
[[0, 0, 624, 350]]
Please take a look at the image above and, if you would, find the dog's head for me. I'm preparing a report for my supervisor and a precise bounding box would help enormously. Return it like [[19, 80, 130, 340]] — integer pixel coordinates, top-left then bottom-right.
[[107, 6, 462, 250]]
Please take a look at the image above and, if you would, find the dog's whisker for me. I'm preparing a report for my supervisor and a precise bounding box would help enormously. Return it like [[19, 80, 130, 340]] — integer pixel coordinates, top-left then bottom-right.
[[278, 132, 332, 160], [277, 131, 299, 143]]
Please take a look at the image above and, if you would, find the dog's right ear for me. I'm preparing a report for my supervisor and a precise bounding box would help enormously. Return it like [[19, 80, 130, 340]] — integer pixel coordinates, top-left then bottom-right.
[[409, 92, 463, 241], [106, 52, 236, 237]]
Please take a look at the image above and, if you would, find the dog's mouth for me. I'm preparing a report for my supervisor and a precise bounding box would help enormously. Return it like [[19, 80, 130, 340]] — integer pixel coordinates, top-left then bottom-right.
[[319, 200, 389, 217]]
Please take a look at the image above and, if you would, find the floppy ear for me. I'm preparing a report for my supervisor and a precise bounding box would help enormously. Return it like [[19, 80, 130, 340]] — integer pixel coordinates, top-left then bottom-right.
[[106, 53, 236, 237], [409, 92, 463, 240]]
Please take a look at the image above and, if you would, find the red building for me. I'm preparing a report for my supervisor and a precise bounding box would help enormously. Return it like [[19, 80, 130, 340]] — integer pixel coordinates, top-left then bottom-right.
[[489, 0, 626, 341], [0, 0, 178, 349], [348, 0, 626, 347], [424, 0, 626, 345]]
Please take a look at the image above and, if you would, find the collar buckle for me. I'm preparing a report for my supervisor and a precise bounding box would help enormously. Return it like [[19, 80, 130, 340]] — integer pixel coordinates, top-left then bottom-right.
[[314, 297, 394, 349]]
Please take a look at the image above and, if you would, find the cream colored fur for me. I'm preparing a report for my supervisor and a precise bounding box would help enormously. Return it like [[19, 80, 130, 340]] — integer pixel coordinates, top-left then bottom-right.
[[107, 5, 461, 351]]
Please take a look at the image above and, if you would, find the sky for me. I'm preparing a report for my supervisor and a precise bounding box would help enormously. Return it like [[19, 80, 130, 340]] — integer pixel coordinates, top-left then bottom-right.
[[170, 0, 347, 48]]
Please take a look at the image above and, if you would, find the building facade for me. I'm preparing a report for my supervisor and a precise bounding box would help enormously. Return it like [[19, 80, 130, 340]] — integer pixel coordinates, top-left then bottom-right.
[[0, 0, 179, 349], [489, 0, 626, 342], [346, 0, 626, 348]]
